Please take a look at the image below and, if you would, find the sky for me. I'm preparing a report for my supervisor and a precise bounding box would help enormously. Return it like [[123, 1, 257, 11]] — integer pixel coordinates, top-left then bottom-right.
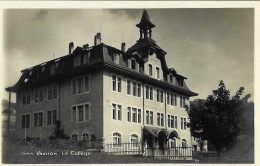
[[2, 8, 254, 102]]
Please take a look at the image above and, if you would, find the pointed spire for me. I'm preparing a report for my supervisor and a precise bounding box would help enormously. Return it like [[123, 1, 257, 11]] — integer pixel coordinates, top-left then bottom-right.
[[136, 10, 155, 29]]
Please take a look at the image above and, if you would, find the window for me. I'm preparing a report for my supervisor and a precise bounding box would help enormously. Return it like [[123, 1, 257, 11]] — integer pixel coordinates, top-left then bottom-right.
[[133, 82, 136, 96], [157, 113, 164, 126], [132, 108, 137, 122], [83, 53, 90, 64], [127, 107, 131, 122], [34, 88, 43, 103], [179, 79, 184, 86], [127, 80, 131, 95], [160, 90, 163, 103], [22, 91, 31, 105], [21, 114, 30, 128], [181, 117, 187, 130], [127, 80, 141, 97], [113, 53, 120, 64], [138, 109, 141, 123], [168, 115, 177, 128], [146, 110, 153, 125], [74, 55, 81, 67], [157, 89, 159, 102], [50, 64, 56, 74], [181, 117, 183, 129], [175, 116, 178, 128], [137, 83, 141, 97], [150, 111, 153, 125], [145, 86, 154, 100], [180, 96, 183, 108], [72, 76, 90, 94], [131, 59, 136, 70], [83, 133, 89, 140], [150, 87, 153, 100], [72, 104, 91, 122], [112, 76, 121, 93], [182, 139, 187, 148], [127, 107, 141, 123], [156, 67, 160, 79], [170, 74, 173, 83], [149, 64, 152, 76], [131, 134, 138, 144], [117, 77, 122, 92], [47, 110, 57, 125], [184, 118, 187, 130], [113, 133, 121, 144], [113, 76, 116, 91], [72, 134, 78, 140], [168, 115, 171, 128], [156, 89, 163, 103], [78, 106, 84, 121], [34, 112, 43, 127], [112, 104, 122, 121], [180, 96, 186, 108], [48, 84, 58, 100]]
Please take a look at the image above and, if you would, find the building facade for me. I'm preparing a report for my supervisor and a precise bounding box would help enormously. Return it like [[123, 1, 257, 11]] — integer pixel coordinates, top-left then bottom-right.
[[6, 10, 198, 149]]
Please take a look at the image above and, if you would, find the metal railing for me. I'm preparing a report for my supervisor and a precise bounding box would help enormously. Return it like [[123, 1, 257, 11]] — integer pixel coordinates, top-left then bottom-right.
[[144, 147, 194, 160], [104, 142, 142, 155]]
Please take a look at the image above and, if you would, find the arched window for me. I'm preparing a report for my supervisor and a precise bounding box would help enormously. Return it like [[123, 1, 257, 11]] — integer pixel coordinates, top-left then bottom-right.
[[83, 133, 89, 140], [170, 138, 176, 148], [182, 139, 187, 148], [130, 134, 138, 144], [72, 134, 78, 140], [113, 133, 121, 145]]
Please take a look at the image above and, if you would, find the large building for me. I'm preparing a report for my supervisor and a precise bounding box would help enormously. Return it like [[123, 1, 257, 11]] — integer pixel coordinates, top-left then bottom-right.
[[6, 10, 198, 149]]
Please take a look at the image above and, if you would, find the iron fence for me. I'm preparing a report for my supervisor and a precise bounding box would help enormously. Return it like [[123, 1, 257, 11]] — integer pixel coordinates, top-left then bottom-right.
[[144, 147, 194, 160], [104, 142, 142, 155]]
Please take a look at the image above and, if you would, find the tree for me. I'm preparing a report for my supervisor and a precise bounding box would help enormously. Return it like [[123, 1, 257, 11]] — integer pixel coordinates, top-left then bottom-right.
[[188, 80, 250, 155]]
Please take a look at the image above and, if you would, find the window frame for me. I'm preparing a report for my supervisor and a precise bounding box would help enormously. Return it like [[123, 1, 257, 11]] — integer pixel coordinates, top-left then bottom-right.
[[34, 111, 43, 127], [21, 113, 30, 128], [71, 75, 90, 95], [113, 133, 121, 145], [71, 102, 91, 123]]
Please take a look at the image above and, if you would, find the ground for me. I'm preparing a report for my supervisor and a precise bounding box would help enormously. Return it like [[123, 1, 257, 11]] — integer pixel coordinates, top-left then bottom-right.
[[2, 133, 253, 164]]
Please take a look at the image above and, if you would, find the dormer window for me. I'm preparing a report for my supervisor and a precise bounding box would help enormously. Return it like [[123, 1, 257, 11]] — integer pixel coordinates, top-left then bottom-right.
[[170, 74, 173, 83], [131, 59, 136, 70], [179, 79, 184, 87], [149, 64, 152, 76], [83, 52, 90, 64], [156, 67, 160, 79], [50, 64, 56, 75], [74, 55, 81, 67], [113, 53, 120, 64]]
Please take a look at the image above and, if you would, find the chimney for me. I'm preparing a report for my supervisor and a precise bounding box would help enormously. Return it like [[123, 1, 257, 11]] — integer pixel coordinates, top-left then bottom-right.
[[121, 42, 126, 52], [83, 44, 89, 50], [94, 33, 102, 46], [69, 42, 74, 54]]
